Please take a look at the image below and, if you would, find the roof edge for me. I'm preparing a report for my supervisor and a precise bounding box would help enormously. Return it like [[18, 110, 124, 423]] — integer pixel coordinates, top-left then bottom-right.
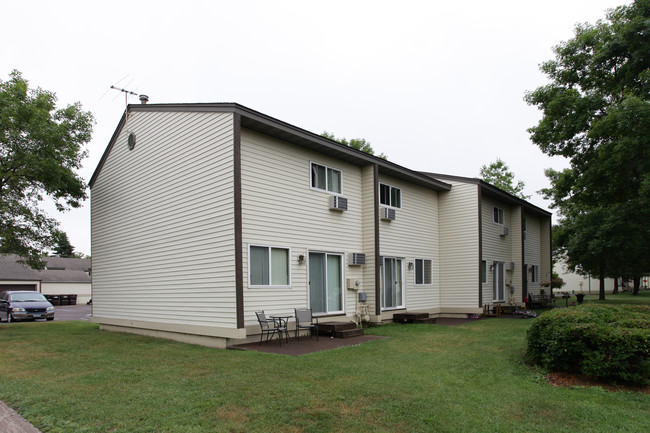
[[421, 171, 551, 217], [90, 103, 451, 192]]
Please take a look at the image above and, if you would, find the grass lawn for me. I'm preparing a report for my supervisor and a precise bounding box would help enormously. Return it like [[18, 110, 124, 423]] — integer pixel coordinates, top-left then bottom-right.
[[1, 316, 649, 433], [582, 290, 650, 305]]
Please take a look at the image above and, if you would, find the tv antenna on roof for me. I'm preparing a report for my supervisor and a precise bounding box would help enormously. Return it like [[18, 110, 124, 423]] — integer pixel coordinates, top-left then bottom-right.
[[111, 85, 137, 98], [109, 84, 148, 148]]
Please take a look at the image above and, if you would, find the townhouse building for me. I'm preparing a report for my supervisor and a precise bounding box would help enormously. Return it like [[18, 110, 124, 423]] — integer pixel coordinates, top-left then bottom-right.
[[90, 103, 551, 347]]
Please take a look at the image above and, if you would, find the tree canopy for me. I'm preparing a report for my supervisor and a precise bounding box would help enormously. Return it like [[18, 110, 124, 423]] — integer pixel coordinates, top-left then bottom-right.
[[321, 131, 387, 159], [525, 0, 650, 298], [478, 158, 531, 199], [0, 70, 93, 269]]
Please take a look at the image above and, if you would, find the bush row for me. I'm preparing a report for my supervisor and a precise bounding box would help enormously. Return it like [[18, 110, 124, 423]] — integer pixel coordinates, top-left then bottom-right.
[[526, 304, 650, 385]]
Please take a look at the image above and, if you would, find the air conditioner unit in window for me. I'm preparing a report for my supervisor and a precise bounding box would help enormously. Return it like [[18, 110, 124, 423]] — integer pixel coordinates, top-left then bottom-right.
[[500, 226, 509, 236], [508, 262, 515, 271], [349, 253, 366, 266], [329, 196, 348, 211], [381, 207, 396, 221]]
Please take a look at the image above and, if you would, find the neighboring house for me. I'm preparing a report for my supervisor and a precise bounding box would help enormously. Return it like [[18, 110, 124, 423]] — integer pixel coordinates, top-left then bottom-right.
[[89, 102, 552, 348], [553, 260, 617, 294], [0, 255, 92, 304]]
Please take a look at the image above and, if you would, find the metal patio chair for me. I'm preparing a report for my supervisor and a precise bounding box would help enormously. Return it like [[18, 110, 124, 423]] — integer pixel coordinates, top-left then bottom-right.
[[255, 311, 279, 345], [294, 308, 319, 341]]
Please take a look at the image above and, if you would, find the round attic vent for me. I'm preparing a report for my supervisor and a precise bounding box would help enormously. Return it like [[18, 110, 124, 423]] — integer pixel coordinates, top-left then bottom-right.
[[127, 132, 136, 150]]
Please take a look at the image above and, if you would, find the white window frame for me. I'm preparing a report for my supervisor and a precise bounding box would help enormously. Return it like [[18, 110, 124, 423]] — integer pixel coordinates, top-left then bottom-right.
[[493, 206, 504, 225], [310, 162, 342, 194], [414, 258, 433, 286], [379, 182, 402, 209], [248, 244, 291, 288]]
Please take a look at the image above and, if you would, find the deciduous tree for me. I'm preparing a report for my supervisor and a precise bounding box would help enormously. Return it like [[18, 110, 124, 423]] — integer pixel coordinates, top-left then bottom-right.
[[321, 131, 387, 159], [479, 158, 530, 199], [526, 0, 650, 299], [0, 70, 93, 269]]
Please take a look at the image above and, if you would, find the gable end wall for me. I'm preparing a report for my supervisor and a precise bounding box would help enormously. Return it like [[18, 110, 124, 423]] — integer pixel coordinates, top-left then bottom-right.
[[91, 111, 239, 333]]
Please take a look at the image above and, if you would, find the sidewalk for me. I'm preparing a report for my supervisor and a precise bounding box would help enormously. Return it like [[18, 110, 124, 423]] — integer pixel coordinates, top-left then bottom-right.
[[0, 401, 42, 433]]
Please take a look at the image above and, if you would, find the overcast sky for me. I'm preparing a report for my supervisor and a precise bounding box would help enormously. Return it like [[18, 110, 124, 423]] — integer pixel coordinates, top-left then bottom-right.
[[2, 0, 626, 255]]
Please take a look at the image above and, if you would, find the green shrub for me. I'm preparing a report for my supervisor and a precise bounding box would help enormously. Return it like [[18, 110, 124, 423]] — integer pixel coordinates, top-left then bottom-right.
[[526, 304, 650, 385]]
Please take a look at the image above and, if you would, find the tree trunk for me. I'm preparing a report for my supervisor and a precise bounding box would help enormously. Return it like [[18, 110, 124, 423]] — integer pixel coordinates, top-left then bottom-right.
[[632, 276, 640, 296], [598, 263, 606, 301], [613, 278, 619, 294]]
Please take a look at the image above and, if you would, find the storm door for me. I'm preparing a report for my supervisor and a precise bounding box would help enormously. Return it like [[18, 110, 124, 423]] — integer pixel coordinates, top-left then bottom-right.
[[492, 262, 505, 302], [382, 257, 404, 309]]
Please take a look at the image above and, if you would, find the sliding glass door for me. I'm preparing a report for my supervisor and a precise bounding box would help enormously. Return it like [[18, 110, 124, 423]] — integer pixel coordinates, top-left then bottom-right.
[[309, 252, 343, 314]]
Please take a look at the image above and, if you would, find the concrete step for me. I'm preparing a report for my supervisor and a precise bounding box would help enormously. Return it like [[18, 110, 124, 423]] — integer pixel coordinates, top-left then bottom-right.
[[393, 312, 432, 324], [317, 321, 360, 337], [335, 328, 365, 338]]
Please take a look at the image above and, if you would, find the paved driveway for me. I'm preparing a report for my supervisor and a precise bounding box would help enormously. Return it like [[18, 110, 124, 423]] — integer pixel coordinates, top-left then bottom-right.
[[0, 304, 91, 324]]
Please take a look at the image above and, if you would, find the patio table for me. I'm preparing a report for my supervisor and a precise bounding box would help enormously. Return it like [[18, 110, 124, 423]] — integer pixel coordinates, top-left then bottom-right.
[[270, 314, 293, 345]]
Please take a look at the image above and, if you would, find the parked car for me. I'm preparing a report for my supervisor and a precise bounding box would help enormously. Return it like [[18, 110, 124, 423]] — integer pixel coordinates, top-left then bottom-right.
[[0, 291, 55, 322]]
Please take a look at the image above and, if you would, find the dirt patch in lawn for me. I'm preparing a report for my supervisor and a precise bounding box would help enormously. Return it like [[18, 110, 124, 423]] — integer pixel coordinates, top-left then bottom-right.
[[547, 371, 650, 394]]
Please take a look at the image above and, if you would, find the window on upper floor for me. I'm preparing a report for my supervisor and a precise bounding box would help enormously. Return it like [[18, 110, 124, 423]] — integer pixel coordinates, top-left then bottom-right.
[[493, 207, 504, 225], [415, 259, 433, 285], [249, 245, 290, 287], [380, 183, 401, 208], [311, 162, 341, 194]]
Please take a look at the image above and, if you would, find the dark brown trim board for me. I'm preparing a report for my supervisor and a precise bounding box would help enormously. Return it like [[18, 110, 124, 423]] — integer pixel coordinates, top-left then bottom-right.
[[549, 220, 553, 291], [477, 184, 483, 308], [521, 208, 527, 302], [374, 163, 381, 316], [233, 114, 244, 329]]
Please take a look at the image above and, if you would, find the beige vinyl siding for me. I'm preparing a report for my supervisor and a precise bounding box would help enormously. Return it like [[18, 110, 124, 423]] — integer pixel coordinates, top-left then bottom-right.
[[438, 182, 479, 309], [509, 206, 524, 304], [91, 111, 237, 329], [378, 176, 440, 314], [240, 130, 364, 323], [525, 213, 543, 293], [481, 197, 514, 305]]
